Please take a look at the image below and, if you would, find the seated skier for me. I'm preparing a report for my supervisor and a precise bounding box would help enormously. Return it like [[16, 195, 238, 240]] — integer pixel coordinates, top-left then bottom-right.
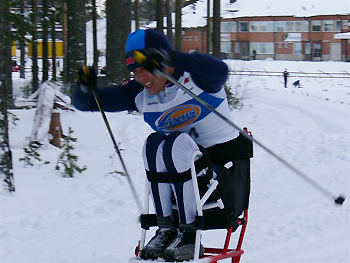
[[73, 29, 252, 262]]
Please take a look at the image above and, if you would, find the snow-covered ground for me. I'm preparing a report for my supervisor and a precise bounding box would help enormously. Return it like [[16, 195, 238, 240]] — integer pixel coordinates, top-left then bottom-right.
[[1, 60, 349, 263]]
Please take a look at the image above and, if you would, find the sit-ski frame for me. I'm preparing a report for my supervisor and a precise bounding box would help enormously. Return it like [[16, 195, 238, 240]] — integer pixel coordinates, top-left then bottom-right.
[[130, 151, 248, 263]]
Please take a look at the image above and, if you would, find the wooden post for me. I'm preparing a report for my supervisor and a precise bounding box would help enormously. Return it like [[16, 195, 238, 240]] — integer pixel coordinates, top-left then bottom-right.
[[49, 112, 61, 147]]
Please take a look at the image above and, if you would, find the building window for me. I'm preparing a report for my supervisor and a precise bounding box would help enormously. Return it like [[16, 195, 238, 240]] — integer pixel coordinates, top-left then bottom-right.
[[295, 21, 302, 32], [266, 21, 274, 32], [342, 20, 349, 29], [335, 20, 342, 32], [221, 42, 231, 53], [311, 20, 321, 31], [221, 21, 237, 32], [313, 43, 322, 58], [235, 42, 240, 53], [276, 21, 309, 32], [183, 36, 188, 41], [323, 20, 334, 32], [250, 42, 274, 54], [285, 43, 288, 48], [250, 21, 274, 32], [305, 43, 311, 54], [286, 21, 294, 32], [241, 42, 249, 56], [250, 21, 258, 32], [189, 36, 193, 41], [194, 36, 199, 41], [293, 43, 302, 54], [239, 21, 248, 32], [294, 21, 309, 32], [276, 21, 286, 32]]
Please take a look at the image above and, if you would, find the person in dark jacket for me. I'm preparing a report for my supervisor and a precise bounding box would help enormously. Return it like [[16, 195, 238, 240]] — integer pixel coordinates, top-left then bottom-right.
[[283, 69, 289, 88], [73, 29, 252, 262], [293, 79, 301, 88], [252, 49, 257, 60]]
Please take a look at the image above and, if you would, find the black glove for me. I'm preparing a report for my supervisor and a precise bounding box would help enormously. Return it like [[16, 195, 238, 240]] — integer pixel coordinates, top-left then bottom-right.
[[76, 64, 97, 88], [132, 48, 172, 74]]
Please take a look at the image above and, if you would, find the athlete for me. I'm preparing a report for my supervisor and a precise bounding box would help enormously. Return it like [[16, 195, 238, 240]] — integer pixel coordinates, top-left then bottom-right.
[[73, 29, 252, 262]]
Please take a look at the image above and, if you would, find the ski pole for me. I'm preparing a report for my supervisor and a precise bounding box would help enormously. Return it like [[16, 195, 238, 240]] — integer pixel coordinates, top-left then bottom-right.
[[82, 64, 143, 213], [154, 68, 345, 206]]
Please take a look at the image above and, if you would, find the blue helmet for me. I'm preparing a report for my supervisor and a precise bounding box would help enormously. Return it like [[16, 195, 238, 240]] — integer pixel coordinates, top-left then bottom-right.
[[125, 29, 172, 71]]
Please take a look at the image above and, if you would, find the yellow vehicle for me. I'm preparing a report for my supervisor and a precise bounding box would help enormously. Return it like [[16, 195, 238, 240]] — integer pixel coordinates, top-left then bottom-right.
[[27, 40, 64, 58]]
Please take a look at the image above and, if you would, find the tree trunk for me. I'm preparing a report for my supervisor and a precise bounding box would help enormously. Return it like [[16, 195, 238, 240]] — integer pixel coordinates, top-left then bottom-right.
[[212, 0, 221, 58], [165, 0, 173, 44], [67, 0, 86, 96], [135, 0, 140, 30], [92, 0, 98, 67], [148, 0, 154, 22], [106, 0, 130, 84], [51, 1, 57, 81], [49, 112, 61, 148], [62, 2, 68, 82], [175, 0, 182, 51], [19, 0, 25, 78], [31, 0, 39, 92], [0, 1, 15, 192], [42, 0, 49, 82], [206, 0, 210, 54], [156, 0, 164, 32]]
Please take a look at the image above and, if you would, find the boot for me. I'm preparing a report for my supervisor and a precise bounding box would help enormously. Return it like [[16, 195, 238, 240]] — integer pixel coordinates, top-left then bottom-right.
[[139, 216, 177, 260], [163, 224, 204, 262]]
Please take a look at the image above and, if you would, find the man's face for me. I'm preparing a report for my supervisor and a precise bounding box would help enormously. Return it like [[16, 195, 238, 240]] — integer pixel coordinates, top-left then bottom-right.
[[133, 67, 173, 95]]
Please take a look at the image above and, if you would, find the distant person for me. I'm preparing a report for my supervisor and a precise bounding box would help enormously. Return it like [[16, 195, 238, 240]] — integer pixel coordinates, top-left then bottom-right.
[[252, 50, 257, 60], [283, 69, 289, 88], [293, 80, 301, 88]]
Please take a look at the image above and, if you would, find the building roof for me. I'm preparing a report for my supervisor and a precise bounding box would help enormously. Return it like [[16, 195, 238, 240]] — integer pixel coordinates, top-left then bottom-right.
[[174, 0, 350, 28]]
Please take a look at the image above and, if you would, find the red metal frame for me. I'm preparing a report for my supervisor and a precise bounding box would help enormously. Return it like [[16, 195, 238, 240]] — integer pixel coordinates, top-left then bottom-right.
[[134, 210, 248, 262], [201, 210, 248, 263]]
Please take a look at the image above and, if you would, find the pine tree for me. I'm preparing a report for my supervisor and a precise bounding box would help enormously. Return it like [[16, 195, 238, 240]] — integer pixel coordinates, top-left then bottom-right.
[[55, 127, 86, 178], [66, 0, 86, 95], [0, 0, 15, 192], [212, 0, 221, 58], [19, 141, 49, 167], [224, 83, 242, 110], [106, 0, 130, 84]]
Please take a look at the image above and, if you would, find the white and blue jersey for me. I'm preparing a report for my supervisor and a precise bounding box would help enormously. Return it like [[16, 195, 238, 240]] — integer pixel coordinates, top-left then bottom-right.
[[135, 72, 238, 148], [73, 51, 239, 149]]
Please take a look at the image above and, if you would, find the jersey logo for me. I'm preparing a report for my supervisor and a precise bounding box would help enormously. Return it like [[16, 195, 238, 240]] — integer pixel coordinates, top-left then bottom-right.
[[156, 104, 201, 131]]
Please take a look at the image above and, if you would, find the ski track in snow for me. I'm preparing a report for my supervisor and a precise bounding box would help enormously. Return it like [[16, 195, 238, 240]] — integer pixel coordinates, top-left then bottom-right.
[[1, 60, 349, 263]]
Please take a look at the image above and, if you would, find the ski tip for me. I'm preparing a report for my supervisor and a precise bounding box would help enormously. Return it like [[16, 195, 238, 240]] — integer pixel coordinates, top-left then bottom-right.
[[334, 195, 345, 205]]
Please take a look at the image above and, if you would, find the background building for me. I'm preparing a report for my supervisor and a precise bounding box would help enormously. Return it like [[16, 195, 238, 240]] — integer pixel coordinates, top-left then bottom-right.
[[180, 0, 350, 61]]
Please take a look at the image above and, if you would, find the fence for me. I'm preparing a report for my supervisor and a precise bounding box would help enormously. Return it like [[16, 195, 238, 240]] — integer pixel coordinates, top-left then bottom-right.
[[229, 70, 350, 79]]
